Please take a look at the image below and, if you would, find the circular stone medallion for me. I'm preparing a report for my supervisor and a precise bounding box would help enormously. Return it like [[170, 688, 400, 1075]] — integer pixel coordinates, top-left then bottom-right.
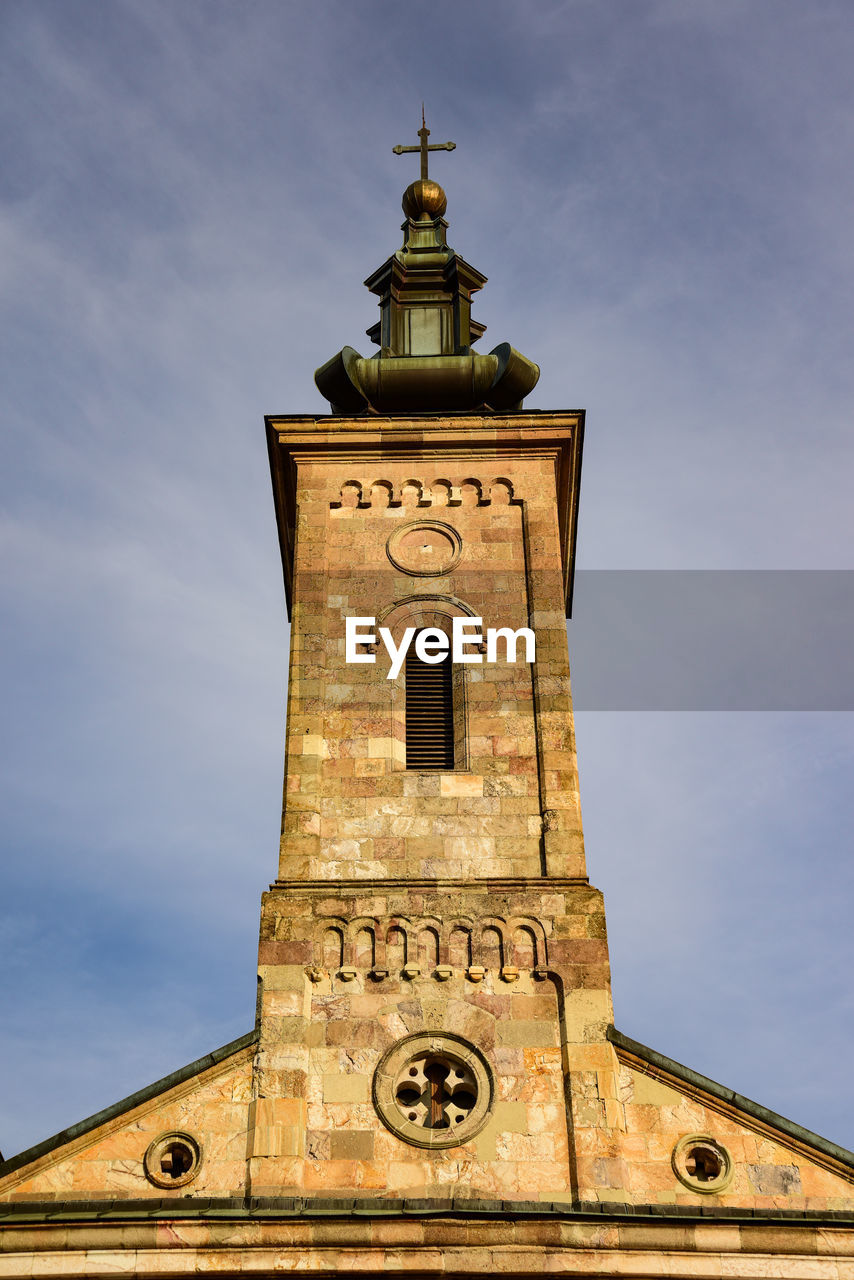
[[386, 521, 462, 577], [373, 1031, 493, 1149]]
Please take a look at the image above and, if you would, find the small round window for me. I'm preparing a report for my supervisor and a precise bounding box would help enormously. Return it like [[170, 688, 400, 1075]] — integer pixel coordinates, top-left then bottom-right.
[[143, 1131, 202, 1189], [373, 1032, 493, 1149], [672, 1133, 734, 1194]]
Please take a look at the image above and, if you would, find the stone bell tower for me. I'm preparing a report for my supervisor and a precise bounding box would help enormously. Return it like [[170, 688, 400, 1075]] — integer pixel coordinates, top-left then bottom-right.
[[255, 120, 601, 1201]]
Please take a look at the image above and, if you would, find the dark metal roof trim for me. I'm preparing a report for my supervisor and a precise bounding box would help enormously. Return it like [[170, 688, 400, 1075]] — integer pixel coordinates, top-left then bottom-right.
[[2, 1194, 854, 1225]]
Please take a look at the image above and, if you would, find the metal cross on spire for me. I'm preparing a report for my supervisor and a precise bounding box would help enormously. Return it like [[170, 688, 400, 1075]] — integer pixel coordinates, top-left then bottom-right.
[[392, 105, 455, 180]]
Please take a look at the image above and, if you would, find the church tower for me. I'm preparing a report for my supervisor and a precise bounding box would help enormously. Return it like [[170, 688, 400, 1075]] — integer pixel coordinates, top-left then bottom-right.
[[257, 117, 593, 1201], [3, 121, 854, 1277]]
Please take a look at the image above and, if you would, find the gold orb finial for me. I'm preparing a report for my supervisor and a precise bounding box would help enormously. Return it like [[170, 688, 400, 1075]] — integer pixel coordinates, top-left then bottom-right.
[[402, 178, 447, 221]]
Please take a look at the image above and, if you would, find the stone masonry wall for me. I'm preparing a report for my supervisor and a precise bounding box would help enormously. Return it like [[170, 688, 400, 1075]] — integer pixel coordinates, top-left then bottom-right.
[[250, 881, 613, 1201], [279, 455, 584, 883]]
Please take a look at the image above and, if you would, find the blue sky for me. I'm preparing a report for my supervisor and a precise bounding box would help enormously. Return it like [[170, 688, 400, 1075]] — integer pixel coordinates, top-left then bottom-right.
[[2, 0, 853, 1158]]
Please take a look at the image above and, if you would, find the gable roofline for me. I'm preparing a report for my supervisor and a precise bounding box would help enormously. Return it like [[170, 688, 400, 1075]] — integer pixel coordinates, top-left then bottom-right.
[[608, 1026, 854, 1177], [0, 1028, 259, 1180]]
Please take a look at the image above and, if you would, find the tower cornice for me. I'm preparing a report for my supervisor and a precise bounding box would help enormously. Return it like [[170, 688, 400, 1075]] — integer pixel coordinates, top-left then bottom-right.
[[266, 410, 585, 619]]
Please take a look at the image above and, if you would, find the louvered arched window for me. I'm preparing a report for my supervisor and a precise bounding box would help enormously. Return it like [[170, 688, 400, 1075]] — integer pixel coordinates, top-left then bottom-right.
[[405, 635, 454, 770]]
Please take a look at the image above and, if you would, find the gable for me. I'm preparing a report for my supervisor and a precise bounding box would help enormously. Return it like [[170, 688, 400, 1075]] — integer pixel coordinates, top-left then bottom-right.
[[0, 1031, 256, 1203], [607, 1028, 854, 1211]]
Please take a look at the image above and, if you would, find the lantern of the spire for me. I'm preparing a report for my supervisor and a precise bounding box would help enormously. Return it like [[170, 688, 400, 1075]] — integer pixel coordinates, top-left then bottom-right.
[[315, 117, 539, 415]]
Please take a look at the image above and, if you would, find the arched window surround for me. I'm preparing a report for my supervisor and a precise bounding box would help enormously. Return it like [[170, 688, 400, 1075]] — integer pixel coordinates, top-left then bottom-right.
[[376, 595, 476, 773]]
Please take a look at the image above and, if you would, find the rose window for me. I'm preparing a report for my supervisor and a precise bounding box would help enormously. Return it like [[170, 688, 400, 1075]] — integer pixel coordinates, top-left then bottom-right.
[[393, 1054, 478, 1130], [373, 1032, 493, 1149]]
